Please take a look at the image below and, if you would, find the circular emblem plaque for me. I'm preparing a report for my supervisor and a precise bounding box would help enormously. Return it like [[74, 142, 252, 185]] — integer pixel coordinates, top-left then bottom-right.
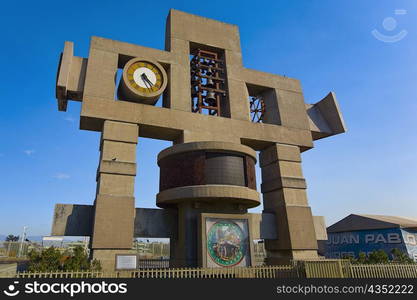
[[207, 221, 246, 267]]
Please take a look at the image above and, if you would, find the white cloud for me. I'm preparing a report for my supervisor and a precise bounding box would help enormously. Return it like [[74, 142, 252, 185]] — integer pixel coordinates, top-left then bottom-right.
[[54, 173, 70, 179], [24, 149, 35, 156]]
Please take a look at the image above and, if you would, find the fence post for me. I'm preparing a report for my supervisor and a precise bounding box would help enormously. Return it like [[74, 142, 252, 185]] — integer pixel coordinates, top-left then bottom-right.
[[337, 260, 344, 278]]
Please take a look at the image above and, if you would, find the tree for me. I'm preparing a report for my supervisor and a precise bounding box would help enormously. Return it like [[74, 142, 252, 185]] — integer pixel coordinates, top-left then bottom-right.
[[5, 235, 19, 242], [27, 247, 62, 272], [348, 248, 415, 264], [27, 246, 101, 272], [367, 249, 389, 264], [391, 248, 415, 264], [63, 246, 91, 271], [356, 252, 367, 264]]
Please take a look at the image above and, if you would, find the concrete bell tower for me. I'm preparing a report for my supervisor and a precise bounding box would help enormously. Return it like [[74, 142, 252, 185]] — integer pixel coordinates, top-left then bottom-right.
[[52, 9, 346, 271]]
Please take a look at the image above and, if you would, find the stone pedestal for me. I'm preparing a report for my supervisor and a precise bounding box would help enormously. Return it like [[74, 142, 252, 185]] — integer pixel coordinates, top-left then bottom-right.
[[90, 120, 139, 271], [259, 143, 318, 264]]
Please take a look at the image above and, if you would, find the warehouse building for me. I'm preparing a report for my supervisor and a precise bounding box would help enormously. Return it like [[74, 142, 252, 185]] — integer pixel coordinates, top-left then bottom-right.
[[325, 214, 417, 261]]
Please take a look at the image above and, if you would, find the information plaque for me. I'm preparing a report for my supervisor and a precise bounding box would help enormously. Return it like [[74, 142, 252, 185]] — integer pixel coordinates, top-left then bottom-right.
[[115, 254, 137, 270]]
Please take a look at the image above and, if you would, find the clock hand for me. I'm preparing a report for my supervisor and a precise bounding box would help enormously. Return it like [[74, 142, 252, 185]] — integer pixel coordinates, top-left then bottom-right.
[[141, 73, 154, 90], [144, 76, 154, 88], [140, 73, 149, 88]]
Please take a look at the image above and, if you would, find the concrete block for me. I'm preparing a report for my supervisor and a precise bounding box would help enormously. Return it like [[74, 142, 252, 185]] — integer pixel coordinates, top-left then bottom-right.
[[98, 173, 135, 196], [263, 188, 309, 210], [101, 140, 136, 163], [91, 36, 174, 66], [265, 206, 318, 251], [261, 161, 303, 180], [51, 204, 93, 236], [313, 216, 328, 241], [227, 78, 250, 121], [102, 121, 138, 143], [91, 194, 135, 249], [275, 88, 311, 131], [259, 144, 301, 167], [261, 177, 307, 193], [261, 88, 281, 125], [99, 160, 136, 176], [286, 206, 318, 250], [167, 9, 242, 52], [83, 48, 118, 99]]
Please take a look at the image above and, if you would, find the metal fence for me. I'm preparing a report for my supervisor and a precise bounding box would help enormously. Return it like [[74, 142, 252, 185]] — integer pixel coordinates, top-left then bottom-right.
[[14, 265, 297, 279], [2, 261, 417, 279], [301, 259, 351, 278], [0, 242, 33, 258], [138, 258, 170, 269], [348, 264, 417, 278]]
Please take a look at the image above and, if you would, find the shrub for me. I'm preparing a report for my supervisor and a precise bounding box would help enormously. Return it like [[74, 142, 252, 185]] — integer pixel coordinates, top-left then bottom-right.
[[391, 248, 415, 264], [27, 246, 101, 272], [348, 248, 415, 264]]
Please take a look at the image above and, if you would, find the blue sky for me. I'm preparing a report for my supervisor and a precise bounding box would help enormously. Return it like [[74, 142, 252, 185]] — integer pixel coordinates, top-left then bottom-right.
[[0, 0, 416, 236]]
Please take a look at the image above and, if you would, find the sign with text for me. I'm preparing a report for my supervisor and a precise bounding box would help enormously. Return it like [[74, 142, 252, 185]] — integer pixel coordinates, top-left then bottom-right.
[[326, 228, 412, 260], [115, 255, 137, 270]]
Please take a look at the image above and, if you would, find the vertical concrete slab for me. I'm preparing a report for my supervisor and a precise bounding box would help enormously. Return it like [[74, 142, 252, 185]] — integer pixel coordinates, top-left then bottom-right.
[[260, 143, 318, 264], [91, 121, 139, 267], [83, 48, 118, 100]]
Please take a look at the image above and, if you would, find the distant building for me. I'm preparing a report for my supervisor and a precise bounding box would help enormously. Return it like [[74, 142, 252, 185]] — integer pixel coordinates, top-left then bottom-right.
[[133, 240, 170, 259], [325, 214, 417, 261]]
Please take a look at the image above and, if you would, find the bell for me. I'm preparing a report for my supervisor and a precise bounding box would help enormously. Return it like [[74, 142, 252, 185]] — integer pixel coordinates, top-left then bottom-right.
[[206, 67, 213, 76], [205, 92, 216, 106], [206, 78, 215, 88], [191, 76, 199, 85]]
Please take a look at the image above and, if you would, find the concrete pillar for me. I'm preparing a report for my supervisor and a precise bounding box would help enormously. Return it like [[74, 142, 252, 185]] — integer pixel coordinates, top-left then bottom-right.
[[170, 203, 198, 268], [90, 120, 139, 271], [259, 143, 318, 264]]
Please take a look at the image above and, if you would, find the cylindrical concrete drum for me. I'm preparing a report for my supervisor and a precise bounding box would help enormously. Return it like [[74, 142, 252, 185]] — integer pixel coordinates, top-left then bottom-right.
[[156, 141, 260, 209]]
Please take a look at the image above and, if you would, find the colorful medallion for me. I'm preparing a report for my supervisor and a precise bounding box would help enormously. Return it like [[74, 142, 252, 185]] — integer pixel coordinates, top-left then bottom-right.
[[207, 220, 246, 267]]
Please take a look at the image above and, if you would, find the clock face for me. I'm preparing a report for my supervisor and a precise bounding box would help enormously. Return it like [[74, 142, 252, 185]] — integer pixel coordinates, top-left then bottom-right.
[[118, 58, 168, 105], [126, 61, 163, 94]]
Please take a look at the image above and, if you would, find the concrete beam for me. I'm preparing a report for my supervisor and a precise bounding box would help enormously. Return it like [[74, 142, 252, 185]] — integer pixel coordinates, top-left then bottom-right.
[[51, 204, 93, 236], [80, 97, 314, 150], [51, 204, 280, 240], [51, 203, 327, 243]]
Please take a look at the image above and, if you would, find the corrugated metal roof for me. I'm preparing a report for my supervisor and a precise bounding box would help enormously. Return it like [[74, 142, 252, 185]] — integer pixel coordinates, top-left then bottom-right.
[[357, 215, 417, 228], [327, 214, 417, 233]]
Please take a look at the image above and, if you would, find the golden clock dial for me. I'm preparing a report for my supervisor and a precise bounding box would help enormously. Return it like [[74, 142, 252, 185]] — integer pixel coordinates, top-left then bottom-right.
[[118, 58, 168, 105], [126, 61, 163, 94]]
